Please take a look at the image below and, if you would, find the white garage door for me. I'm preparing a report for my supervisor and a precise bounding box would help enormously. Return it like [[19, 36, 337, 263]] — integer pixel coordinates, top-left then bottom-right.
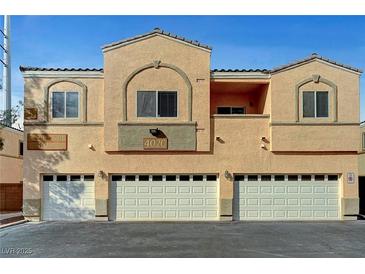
[[234, 174, 340, 220], [110, 174, 219, 221], [42, 175, 96, 221]]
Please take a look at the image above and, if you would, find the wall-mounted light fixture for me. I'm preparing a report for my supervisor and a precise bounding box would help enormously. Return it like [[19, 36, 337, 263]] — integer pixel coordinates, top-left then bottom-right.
[[97, 170, 105, 178], [216, 136, 224, 143], [149, 128, 160, 137], [224, 170, 230, 179]]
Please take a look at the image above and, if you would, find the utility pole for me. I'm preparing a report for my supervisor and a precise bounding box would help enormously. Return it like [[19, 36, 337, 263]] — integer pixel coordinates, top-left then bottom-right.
[[1, 15, 11, 125]]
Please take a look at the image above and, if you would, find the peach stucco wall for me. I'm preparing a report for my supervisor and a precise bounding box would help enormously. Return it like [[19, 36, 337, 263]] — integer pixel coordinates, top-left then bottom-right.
[[0, 127, 23, 184]]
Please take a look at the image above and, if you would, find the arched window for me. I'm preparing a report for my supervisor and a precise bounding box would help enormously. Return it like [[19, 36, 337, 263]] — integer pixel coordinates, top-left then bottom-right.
[[44, 79, 88, 123], [295, 75, 337, 122]]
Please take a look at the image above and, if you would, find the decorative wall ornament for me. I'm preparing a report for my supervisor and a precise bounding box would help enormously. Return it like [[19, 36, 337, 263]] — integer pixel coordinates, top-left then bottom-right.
[[312, 74, 320, 83], [153, 60, 161, 69]]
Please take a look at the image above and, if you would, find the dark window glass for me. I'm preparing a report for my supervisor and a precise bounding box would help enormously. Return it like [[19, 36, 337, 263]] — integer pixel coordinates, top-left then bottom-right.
[[52, 92, 65, 118], [303, 91, 315, 117], [363, 133, 365, 150], [248, 175, 258, 181], [43, 175, 53, 181], [19, 141, 23, 156], [66, 92, 79, 118], [315, 175, 325, 181], [56, 175, 67, 181], [125, 175, 135, 181], [137, 91, 156, 117], [231, 107, 245, 114], [139, 175, 149, 181], [84, 175, 94, 181], [158, 92, 177, 117], [234, 175, 245, 181], [70, 175, 81, 181], [193, 175, 203, 181], [274, 175, 285, 181], [166, 175, 177, 181], [328, 175, 338, 181], [288, 175, 299, 181], [206, 175, 217, 181], [217, 107, 231, 114], [261, 175, 272, 181], [152, 175, 163, 181], [112, 175, 122, 181], [179, 175, 190, 181], [301, 175, 312, 181], [316, 92, 328, 117]]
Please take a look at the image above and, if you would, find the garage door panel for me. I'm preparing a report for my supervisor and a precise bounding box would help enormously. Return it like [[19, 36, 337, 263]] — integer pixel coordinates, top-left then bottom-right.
[[111, 176, 219, 221], [235, 175, 340, 221], [43, 177, 95, 221]]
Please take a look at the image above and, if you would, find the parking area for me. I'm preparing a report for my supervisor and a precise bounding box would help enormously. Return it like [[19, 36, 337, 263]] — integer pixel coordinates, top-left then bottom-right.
[[1, 221, 365, 257]]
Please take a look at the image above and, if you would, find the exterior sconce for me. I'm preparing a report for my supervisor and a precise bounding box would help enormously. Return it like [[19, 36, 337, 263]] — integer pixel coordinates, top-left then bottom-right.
[[224, 170, 229, 178], [224, 170, 233, 181], [260, 144, 266, 149], [261, 137, 266, 141], [97, 170, 107, 179], [149, 128, 160, 137], [88, 144, 94, 150], [216, 136, 224, 143]]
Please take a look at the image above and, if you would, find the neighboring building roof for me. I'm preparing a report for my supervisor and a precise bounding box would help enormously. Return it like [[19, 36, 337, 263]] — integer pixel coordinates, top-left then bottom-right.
[[361, 121, 365, 127], [211, 68, 270, 73], [0, 123, 23, 132], [102, 27, 212, 51], [19, 66, 103, 72], [271, 53, 362, 74]]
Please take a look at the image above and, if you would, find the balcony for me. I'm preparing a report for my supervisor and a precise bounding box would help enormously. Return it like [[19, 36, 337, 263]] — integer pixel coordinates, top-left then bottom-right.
[[210, 81, 269, 116]]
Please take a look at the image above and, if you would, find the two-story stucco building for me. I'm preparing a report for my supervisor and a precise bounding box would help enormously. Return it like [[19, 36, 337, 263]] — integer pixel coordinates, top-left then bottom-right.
[[0, 124, 24, 211], [21, 28, 362, 222]]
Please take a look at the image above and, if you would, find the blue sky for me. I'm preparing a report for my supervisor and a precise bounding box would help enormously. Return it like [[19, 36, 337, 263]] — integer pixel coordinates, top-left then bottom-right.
[[1, 15, 364, 122]]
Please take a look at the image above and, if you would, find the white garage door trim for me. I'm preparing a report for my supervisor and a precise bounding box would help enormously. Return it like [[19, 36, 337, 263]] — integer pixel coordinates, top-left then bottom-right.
[[42, 174, 96, 221], [110, 174, 219, 221], [234, 174, 340, 221]]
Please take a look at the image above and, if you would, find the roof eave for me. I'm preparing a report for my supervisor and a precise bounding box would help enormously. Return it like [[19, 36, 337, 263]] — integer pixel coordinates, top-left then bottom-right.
[[271, 56, 362, 75], [102, 30, 212, 53]]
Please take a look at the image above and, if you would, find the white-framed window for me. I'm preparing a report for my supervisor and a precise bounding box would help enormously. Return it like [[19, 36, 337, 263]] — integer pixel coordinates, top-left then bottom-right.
[[51, 91, 79, 119], [137, 91, 177, 118], [216, 106, 246, 115], [303, 91, 329, 118]]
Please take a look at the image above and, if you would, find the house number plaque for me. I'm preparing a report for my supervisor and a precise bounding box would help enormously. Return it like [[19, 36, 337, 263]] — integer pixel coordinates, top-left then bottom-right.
[[143, 138, 168, 150]]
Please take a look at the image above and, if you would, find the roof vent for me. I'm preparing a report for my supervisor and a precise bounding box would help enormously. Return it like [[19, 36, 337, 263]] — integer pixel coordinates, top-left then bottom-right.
[[311, 52, 318, 57], [153, 27, 161, 31]]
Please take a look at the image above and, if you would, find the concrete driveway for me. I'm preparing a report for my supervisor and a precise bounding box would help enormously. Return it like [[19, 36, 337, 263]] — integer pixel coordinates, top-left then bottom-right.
[[1, 221, 365, 257]]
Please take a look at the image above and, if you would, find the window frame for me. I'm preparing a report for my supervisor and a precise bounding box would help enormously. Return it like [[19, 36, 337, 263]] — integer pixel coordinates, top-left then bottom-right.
[[216, 106, 246, 115], [362, 132, 365, 151], [136, 90, 178, 118], [302, 90, 329, 119], [50, 91, 80, 120]]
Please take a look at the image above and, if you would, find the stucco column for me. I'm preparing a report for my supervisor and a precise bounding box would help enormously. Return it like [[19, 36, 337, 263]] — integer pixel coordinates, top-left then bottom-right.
[[219, 173, 233, 218], [95, 172, 109, 217]]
